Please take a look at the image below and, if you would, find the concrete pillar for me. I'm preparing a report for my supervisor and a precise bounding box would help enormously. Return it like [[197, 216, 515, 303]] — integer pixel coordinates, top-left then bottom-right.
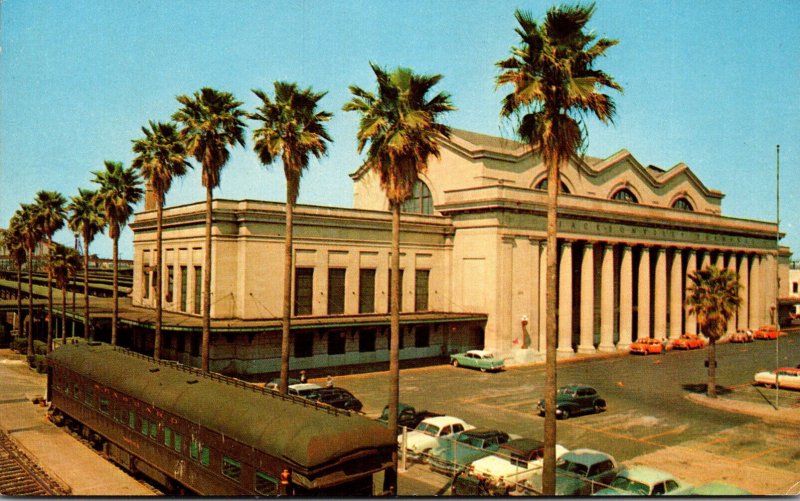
[[529, 239, 541, 351], [637, 247, 651, 340], [726, 253, 738, 335], [558, 241, 574, 356], [618, 245, 633, 349], [765, 252, 777, 325], [599, 243, 616, 352], [685, 249, 697, 334], [669, 249, 683, 339], [654, 247, 667, 339], [749, 254, 762, 329], [738, 253, 749, 331], [579, 242, 596, 353], [538, 242, 547, 353]]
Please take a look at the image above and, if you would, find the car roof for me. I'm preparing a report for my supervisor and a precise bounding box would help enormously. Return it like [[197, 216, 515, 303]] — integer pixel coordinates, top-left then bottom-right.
[[460, 428, 505, 438], [499, 437, 544, 453], [561, 448, 614, 465], [421, 415, 466, 426], [466, 349, 493, 357], [619, 466, 675, 483], [559, 384, 594, 391], [288, 383, 322, 391]]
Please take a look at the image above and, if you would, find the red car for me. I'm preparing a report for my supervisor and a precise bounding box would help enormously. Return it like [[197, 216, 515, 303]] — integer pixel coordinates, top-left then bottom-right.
[[670, 334, 706, 350], [754, 325, 780, 340], [629, 337, 665, 355], [728, 330, 754, 343]]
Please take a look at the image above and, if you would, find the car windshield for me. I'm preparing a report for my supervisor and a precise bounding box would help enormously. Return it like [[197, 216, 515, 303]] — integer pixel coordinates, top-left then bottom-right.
[[557, 388, 574, 396], [556, 459, 588, 476], [610, 476, 650, 495], [416, 422, 440, 436]]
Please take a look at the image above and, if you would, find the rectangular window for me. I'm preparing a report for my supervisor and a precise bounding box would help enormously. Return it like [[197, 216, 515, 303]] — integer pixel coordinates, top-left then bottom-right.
[[327, 268, 346, 315], [149, 421, 158, 440], [143, 270, 149, 299], [359, 269, 376, 314], [128, 410, 136, 429], [294, 268, 314, 315], [415, 270, 430, 312], [201, 446, 210, 467], [174, 432, 182, 453], [190, 439, 199, 460], [359, 329, 376, 352], [222, 456, 242, 482], [793, 282, 799, 294], [167, 266, 174, 303], [255, 471, 278, 495], [327, 331, 346, 355], [180, 266, 188, 312], [294, 332, 313, 358], [189, 334, 199, 357], [73, 383, 80, 399], [85, 386, 95, 407], [415, 325, 430, 348], [388, 269, 404, 312], [193, 266, 202, 314], [99, 397, 110, 414], [141, 417, 149, 435], [164, 427, 172, 448]]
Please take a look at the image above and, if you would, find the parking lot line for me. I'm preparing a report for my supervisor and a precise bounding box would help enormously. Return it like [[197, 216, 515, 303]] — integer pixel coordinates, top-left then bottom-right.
[[699, 436, 729, 448], [640, 425, 688, 441], [738, 446, 785, 463]]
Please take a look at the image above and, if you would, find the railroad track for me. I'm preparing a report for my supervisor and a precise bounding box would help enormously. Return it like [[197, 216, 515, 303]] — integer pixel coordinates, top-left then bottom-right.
[[0, 429, 69, 495]]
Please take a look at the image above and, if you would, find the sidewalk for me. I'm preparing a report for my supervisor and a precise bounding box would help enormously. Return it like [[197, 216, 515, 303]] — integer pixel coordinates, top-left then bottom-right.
[[686, 391, 800, 424]]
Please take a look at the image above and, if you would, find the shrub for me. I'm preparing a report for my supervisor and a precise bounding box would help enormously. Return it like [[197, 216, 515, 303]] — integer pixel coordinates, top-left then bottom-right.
[[34, 355, 47, 373], [33, 340, 47, 355]]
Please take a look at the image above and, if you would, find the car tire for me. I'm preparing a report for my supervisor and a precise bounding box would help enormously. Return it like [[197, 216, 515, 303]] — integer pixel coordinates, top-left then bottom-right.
[[594, 400, 606, 413], [560, 409, 570, 420], [421, 448, 432, 463], [452, 359, 459, 368]]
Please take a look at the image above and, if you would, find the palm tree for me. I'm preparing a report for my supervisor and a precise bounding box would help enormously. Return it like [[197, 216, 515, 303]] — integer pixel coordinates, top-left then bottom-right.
[[132, 121, 192, 360], [17, 203, 42, 363], [92, 161, 143, 346], [686, 266, 741, 398], [249, 82, 333, 393], [67, 189, 106, 339], [1, 218, 26, 338], [33, 190, 67, 353], [344, 63, 454, 489], [51, 243, 82, 345], [496, 5, 622, 494], [173, 88, 246, 372]]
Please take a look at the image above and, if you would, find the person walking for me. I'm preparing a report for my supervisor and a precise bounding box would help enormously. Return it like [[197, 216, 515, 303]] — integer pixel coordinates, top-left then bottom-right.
[[299, 370, 307, 384]]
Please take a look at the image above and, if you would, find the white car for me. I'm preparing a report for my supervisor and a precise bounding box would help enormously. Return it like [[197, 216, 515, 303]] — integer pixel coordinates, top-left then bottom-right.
[[470, 438, 569, 488], [398, 415, 474, 461], [754, 367, 800, 390]]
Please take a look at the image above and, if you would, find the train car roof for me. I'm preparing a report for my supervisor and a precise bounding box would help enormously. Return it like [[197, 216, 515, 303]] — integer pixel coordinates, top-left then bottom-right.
[[48, 341, 395, 471]]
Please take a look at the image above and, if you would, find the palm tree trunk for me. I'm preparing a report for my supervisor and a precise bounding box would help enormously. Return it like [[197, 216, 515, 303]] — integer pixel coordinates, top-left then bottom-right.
[[83, 235, 90, 339], [279, 185, 294, 394], [61, 282, 67, 345], [46, 237, 54, 353], [386, 201, 401, 494], [16, 267, 22, 336], [707, 338, 717, 398], [154, 201, 163, 360], [201, 185, 213, 372], [111, 234, 119, 345], [542, 159, 560, 496], [27, 247, 34, 363]]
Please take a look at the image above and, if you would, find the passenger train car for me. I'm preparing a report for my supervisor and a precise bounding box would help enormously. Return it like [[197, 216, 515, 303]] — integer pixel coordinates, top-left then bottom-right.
[[46, 340, 395, 496]]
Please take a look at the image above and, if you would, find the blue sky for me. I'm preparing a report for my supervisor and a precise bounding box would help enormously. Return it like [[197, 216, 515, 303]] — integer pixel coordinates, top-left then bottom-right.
[[1, 0, 798, 259]]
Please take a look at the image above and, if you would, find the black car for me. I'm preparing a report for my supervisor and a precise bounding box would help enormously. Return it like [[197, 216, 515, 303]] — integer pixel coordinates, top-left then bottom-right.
[[315, 387, 363, 412], [537, 384, 606, 420], [378, 403, 443, 433]]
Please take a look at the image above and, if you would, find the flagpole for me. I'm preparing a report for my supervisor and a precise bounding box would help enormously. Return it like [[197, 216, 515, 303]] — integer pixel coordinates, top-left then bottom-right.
[[775, 144, 780, 410]]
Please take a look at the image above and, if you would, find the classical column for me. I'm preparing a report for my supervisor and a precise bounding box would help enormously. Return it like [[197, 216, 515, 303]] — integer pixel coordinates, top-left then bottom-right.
[[538, 242, 547, 353], [653, 247, 667, 339], [738, 253, 749, 331], [764, 252, 777, 325], [727, 253, 738, 335], [669, 249, 683, 339], [558, 241, 574, 356], [618, 245, 633, 349], [529, 238, 541, 351], [579, 242, 596, 353], [599, 243, 616, 352], [749, 254, 762, 329], [685, 249, 698, 334], [637, 247, 651, 339]]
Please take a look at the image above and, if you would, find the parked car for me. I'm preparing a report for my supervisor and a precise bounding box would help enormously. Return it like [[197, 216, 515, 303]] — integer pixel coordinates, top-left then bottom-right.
[[377, 403, 442, 434], [629, 338, 664, 355], [669, 334, 706, 350], [264, 377, 301, 391], [266, 382, 322, 399], [428, 428, 511, 475], [754, 325, 780, 340], [469, 438, 569, 490], [399, 416, 475, 462], [753, 367, 800, 390], [728, 330, 754, 343], [594, 466, 693, 496], [450, 350, 505, 372], [314, 387, 363, 412], [524, 449, 620, 496], [538, 385, 606, 420]]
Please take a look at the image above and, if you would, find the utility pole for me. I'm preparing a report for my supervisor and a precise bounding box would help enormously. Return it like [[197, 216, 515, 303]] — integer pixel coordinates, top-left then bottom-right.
[[775, 144, 780, 409]]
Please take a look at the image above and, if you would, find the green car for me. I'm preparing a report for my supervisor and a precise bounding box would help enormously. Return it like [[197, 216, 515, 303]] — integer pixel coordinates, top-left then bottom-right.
[[537, 384, 606, 419], [593, 466, 693, 496], [428, 428, 510, 474], [524, 449, 620, 495], [450, 350, 504, 372]]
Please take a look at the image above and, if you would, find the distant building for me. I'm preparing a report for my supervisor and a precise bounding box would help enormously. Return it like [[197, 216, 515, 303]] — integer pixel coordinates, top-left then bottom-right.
[[130, 129, 791, 375]]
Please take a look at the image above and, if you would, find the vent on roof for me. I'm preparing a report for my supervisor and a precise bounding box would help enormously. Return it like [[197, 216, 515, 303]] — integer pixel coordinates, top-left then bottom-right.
[[187, 379, 199, 385], [149, 368, 160, 373]]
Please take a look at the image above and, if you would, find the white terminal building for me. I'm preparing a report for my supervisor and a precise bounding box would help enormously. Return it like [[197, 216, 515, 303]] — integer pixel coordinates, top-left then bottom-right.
[[129, 129, 792, 375]]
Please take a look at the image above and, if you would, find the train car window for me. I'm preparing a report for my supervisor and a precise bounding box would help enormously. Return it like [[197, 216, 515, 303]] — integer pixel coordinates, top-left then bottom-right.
[[64, 382, 70, 396], [190, 439, 199, 460], [85, 386, 95, 407], [174, 432, 182, 453], [99, 398, 110, 414], [201, 446, 210, 467], [164, 427, 172, 448], [141, 417, 149, 435], [255, 471, 278, 495], [73, 384, 80, 399], [149, 421, 158, 440], [128, 411, 136, 429], [222, 457, 241, 482]]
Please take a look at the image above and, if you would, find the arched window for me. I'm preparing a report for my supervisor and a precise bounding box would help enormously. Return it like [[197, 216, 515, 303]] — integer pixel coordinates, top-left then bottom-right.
[[401, 181, 433, 214], [534, 178, 570, 194], [671, 197, 694, 211], [611, 188, 638, 203]]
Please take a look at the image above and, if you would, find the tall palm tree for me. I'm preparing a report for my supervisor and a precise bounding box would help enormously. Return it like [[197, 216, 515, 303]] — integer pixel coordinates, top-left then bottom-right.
[[344, 64, 454, 489], [249, 82, 333, 393], [50, 243, 82, 345], [67, 189, 106, 339], [132, 121, 192, 360], [17, 203, 42, 363], [33, 190, 67, 353], [1, 218, 26, 338], [496, 4, 622, 494], [173, 87, 246, 372], [92, 161, 143, 346], [686, 266, 741, 398]]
